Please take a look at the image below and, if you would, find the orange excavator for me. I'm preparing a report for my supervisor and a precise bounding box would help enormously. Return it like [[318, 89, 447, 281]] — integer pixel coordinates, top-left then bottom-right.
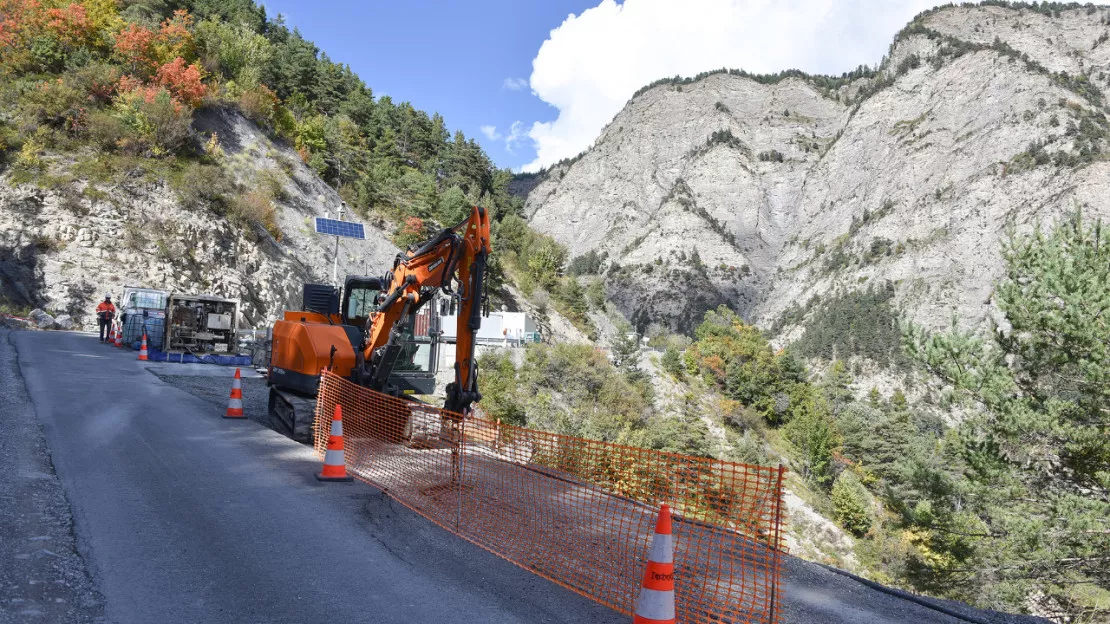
[[267, 205, 491, 442]]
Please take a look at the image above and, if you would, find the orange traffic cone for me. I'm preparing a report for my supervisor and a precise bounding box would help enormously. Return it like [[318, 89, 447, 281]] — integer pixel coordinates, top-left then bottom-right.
[[224, 368, 245, 418], [634, 504, 676, 624], [137, 332, 149, 361], [113, 326, 122, 348], [317, 404, 353, 482]]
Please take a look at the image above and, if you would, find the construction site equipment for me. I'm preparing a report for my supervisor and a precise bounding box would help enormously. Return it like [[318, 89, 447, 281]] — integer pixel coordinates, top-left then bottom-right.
[[314, 371, 786, 624], [316, 404, 353, 482], [163, 294, 240, 355], [119, 286, 168, 347], [268, 205, 491, 443], [634, 504, 676, 624], [138, 333, 148, 361], [224, 368, 244, 419]]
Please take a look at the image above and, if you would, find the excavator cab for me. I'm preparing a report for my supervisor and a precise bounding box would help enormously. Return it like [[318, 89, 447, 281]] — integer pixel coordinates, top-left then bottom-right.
[[300, 277, 440, 393], [341, 276, 382, 328]]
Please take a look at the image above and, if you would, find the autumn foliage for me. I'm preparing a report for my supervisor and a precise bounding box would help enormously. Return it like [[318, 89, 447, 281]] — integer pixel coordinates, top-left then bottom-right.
[[113, 22, 156, 71], [155, 57, 205, 106], [0, 0, 47, 54], [45, 3, 93, 48]]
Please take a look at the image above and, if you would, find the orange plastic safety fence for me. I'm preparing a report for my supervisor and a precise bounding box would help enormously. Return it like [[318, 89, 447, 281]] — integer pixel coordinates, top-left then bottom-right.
[[314, 371, 786, 624]]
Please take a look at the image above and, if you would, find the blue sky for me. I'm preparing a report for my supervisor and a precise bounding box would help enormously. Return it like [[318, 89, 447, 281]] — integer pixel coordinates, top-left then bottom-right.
[[258, 1, 946, 172], [258, 0, 595, 170]]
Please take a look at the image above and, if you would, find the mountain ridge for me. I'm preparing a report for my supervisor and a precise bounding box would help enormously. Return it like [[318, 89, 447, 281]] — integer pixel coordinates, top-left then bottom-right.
[[522, 2, 1110, 339]]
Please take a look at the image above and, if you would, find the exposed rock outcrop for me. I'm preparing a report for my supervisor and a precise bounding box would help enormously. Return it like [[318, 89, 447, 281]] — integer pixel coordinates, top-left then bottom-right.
[[524, 4, 1110, 336], [0, 109, 398, 330]]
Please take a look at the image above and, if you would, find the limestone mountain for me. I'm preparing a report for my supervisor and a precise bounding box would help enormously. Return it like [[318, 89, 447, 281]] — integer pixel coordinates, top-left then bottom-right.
[[523, 2, 1110, 341]]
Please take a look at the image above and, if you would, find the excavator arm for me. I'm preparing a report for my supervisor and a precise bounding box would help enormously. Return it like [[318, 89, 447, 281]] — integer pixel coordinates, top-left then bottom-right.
[[358, 205, 491, 414]]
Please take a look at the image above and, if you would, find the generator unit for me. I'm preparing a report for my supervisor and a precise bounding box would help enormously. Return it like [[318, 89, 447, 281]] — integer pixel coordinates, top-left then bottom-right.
[[163, 294, 240, 354]]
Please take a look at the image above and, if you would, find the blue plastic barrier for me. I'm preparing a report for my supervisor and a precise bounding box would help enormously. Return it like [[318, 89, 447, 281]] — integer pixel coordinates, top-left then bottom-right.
[[138, 346, 252, 367]]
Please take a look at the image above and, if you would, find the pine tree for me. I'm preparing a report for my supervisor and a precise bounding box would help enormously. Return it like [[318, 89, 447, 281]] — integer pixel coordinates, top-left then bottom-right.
[[832, 471, 872, 535], [783, 389, 840, 488], [907, 211, 1110, 615]]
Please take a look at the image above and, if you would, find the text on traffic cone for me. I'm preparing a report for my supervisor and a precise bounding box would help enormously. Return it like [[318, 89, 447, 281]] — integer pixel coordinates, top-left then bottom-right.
[[317, 404, 353, 482], [634, 503, 675, 624]]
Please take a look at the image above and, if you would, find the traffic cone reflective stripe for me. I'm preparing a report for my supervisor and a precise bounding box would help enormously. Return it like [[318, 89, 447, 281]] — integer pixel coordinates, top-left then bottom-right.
[[317, 404, 353, 482], [137, 333, 148, 361], [634, 504, 676, 624], [224, 368, 245, 418]]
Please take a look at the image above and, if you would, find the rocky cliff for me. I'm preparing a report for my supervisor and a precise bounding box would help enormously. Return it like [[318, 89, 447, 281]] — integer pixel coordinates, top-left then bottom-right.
[[524, 3, 1110, 337], [0, 109, 398, 329]]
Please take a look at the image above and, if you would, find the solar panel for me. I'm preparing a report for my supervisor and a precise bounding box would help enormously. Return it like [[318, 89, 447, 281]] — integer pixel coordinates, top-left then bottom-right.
[[314, 217, 365, 240]]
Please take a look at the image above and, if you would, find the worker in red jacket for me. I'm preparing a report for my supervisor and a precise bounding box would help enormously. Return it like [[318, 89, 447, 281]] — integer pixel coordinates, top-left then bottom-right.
[[95, 295, 116, 343]]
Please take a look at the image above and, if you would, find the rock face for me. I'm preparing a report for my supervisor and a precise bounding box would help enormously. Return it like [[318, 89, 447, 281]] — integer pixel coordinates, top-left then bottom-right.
[[524, 4, 1110, 336], [0, 109, 398, 330]]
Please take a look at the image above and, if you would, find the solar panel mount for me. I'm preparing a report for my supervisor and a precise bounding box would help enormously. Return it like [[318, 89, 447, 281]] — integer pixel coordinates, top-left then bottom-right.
[[314, 217, 365, 240]]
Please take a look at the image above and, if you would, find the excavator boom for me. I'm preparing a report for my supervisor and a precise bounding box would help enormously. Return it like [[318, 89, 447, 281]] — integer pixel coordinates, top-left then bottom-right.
[[358, 205, 491, 414]]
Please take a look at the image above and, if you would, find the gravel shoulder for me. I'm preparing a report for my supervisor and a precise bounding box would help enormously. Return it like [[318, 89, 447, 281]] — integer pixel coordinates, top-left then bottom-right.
[[153, 372, 274, 434], [0, 329, 105, 624]]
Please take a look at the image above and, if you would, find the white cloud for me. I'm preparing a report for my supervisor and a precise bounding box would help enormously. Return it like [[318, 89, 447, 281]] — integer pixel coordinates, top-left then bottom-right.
[[520, 0, 945, 172], [480, 125, 502, 141], [502, 77, 530, 91], [480, 121, 529, 153], [505, 121, 528, 153]]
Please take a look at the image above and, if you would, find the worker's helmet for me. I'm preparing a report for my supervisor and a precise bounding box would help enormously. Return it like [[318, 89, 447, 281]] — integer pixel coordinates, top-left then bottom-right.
[[105, 294, 111, 300]]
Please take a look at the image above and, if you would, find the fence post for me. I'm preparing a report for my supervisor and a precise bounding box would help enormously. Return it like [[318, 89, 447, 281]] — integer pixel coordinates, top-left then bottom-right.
[[454, 415, 464, 532], [769, 464, 786, 623]]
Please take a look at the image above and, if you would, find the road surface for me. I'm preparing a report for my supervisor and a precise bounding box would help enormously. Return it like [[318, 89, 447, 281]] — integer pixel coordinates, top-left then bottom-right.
[[1, 329, 1047, 624]]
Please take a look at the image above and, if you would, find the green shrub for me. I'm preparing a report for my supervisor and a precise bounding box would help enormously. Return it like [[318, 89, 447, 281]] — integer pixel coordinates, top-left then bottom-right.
[[782, 389, 839, 488], [112, 88, 193, 156], [585, 278, 605, 309], [758, 149, 784, 162], [435, 185, 471, 226], [728, 430, 768, 465], [86, 109, 129, 151], [630, 409, 713, 457], [170, 161, 236, 211], [832, 471, 872, 535], [20, 78, 87, 131], [567, 249, 604, 275], [15, 133, 46, 170], [230, 188, 282, 240], [553, 277, 590, 333], [662, 346, 683, 378], [479, 342, 652, 442], [237, 83, 279, 126]]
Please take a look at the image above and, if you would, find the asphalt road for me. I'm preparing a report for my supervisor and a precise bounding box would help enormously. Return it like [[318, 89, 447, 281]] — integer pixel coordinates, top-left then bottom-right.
[[2, 329, 1048, 624], [4, 330, 623, 624]]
